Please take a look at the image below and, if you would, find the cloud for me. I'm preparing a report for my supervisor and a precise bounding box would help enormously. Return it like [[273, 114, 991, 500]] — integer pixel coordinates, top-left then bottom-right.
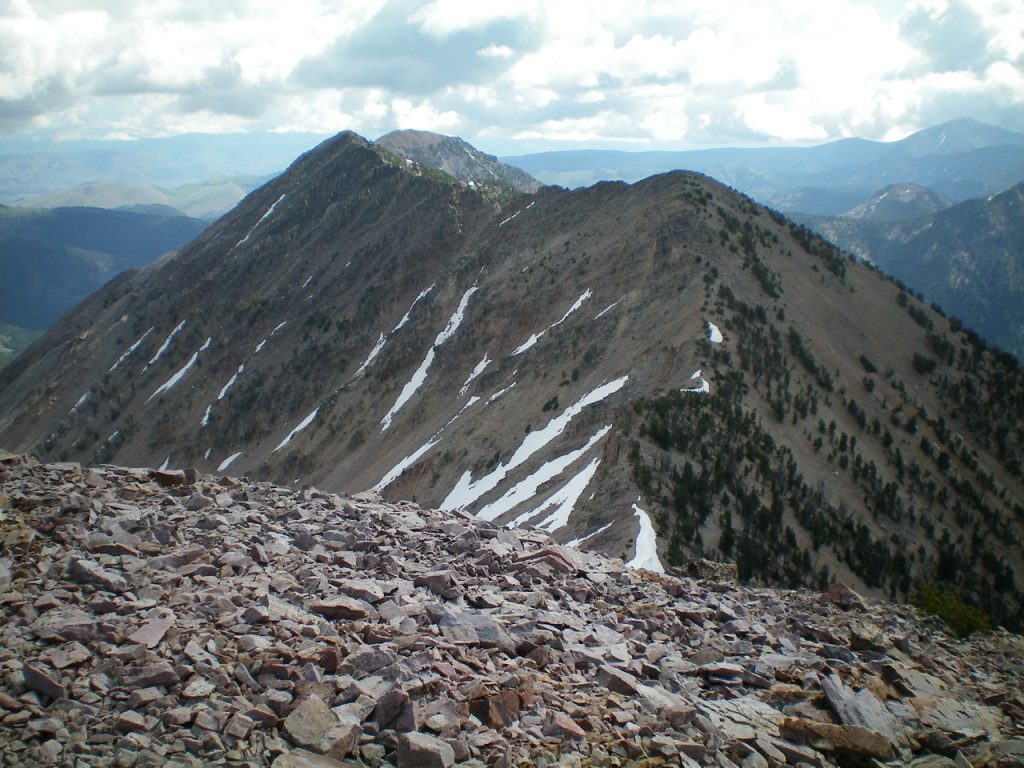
[[0, 0, 1021, 148]]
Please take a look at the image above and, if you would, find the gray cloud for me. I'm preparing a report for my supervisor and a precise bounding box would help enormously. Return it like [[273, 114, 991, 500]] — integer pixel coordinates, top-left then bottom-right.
[[900, 1, 995, 74], [293, 0, 542, 95]]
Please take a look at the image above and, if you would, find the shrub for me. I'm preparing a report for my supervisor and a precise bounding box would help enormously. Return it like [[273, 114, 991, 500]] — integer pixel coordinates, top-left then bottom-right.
[[910, 581, 990, 638]]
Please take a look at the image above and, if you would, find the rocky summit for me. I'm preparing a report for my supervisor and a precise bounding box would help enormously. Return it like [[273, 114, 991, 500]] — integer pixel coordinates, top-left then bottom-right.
[[1, 454, 1022, 768]]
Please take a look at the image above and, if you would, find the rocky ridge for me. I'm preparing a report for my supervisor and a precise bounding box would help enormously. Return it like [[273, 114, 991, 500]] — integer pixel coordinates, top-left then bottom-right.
[[1, 454, 1022, 768]]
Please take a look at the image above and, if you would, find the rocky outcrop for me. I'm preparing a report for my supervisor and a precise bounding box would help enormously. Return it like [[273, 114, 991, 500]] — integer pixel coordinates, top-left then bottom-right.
[[1, 454, 1022, 767]]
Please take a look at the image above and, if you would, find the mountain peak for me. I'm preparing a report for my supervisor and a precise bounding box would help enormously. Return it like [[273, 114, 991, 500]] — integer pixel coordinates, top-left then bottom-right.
[[376, 129, 542, 203]]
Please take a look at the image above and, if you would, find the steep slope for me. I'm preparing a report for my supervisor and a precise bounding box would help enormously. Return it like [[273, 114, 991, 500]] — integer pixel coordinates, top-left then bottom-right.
[[0, 205, 209, 333], [0, 131, 1021, 631], [801, 183, 1024, 361], [377, 129, 542, 204], [503, 119, 1024, 212]]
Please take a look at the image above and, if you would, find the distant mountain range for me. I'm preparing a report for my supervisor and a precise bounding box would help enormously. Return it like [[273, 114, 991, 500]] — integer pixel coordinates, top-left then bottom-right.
[[503, 119, 1024, 214], [13, 177, 269, 220], [797, 182, 1024, 361], [0, 205, 207, 366], [2, 130, 1020, 630]]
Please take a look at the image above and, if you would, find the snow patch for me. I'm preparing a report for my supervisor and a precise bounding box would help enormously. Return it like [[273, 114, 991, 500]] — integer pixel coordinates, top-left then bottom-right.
[[498, 210, 521, 227], [158, 456, 170, 471], [566, 521, 614, 548], [217, 452, 243, 472], [487, 382, 516, 403], [146, 337, 212, 403], [373, 395, 481, 492], [235, 193, 286, 249], [460, 354, 491, 396], [144, 320, 186, 370], [532, 457, 602, 533], [301, 274, 313, 289], [218, 364, 245, 400], [513, 289, 592, 355], [381, 286, 477, 431], [200, 404, 213, 428], [626, 502, 664, 573], [594, 302, 618, 320], [70, 392, 90, 414], [481, 427, 611, 523], [682, 369, 710, 394], [273, 407, 319, 453], [356, 283, 435, 377], [441, 375, 628, 511], [707, 321, 723, 344], [109, 328, 153, 372], [373, 435, 442, 492]]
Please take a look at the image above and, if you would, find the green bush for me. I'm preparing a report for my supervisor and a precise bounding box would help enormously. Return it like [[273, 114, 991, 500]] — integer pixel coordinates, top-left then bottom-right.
[[910, 581, 990, 638]]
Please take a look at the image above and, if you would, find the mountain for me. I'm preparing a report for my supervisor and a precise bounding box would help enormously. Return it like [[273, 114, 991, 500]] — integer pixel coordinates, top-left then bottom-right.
[[376, 129, 542, 204], [0, 204, 208, 338], [0, 131, 328, 200], [503, 119, 1024, 214], [2, 454, 1022, 768], [13, 177, 268, 219], [799, 183, 1024, 361], [0, 131, 1021, 631], [839, 183, 953, 224]]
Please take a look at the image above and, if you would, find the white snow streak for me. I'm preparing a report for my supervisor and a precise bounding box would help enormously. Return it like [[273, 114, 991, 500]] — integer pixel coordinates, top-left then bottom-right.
[[301, 274, 313, 289], [273, 407, 320, 453], [533, 457, 602, 533], [217, 452, 243, 472], [498, 210, 521, 227], [487, 382, 516, 403], [441, 375, 628, 511], [236, 193, 286, 249], [566, 521, 614, 548], [158, 456, 170, 471], [146, 337, 212, 403], [70, 392, 90, 414], [356, 283, 435, 377], [218, 364, 245, 400], [594, 302, 618, 320], [707, 321, 723, 344], [109, 328, 153, 372], [381, 286, 477, 431], [254, 321, 287, 354], [145, 320, 186, 370], [200, 405, 213, 428], [373, 436, 442, 492], [373, 395, 481, 492], [512, 289, 591, 355], [481, 426, 611, 523], [626, 502, 665, 573], [459, 354, 491, 396]]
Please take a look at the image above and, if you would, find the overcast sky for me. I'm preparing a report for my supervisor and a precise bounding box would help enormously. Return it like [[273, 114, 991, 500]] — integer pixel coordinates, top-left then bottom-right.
[[1, 0, 1021, 153]]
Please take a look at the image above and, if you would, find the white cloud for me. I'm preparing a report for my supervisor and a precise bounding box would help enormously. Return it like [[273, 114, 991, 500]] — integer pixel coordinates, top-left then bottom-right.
[[0, 0, 1020, 147]]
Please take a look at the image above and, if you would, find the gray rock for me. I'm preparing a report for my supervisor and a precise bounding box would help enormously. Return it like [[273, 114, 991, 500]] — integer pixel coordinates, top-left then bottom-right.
[[398, 732, 455, 768], [284, 695, 340, 751], [67, 557, 128, 592]]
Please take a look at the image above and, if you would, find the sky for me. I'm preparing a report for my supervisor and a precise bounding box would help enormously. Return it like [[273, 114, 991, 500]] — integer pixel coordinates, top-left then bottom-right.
[[1, 0, 1022, 154]]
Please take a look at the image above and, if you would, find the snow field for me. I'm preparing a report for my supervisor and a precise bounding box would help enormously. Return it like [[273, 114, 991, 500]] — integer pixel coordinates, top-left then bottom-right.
[[478, 426, 611, 523], [626, 501, 665, 573], [441, 375, 628, 511]]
